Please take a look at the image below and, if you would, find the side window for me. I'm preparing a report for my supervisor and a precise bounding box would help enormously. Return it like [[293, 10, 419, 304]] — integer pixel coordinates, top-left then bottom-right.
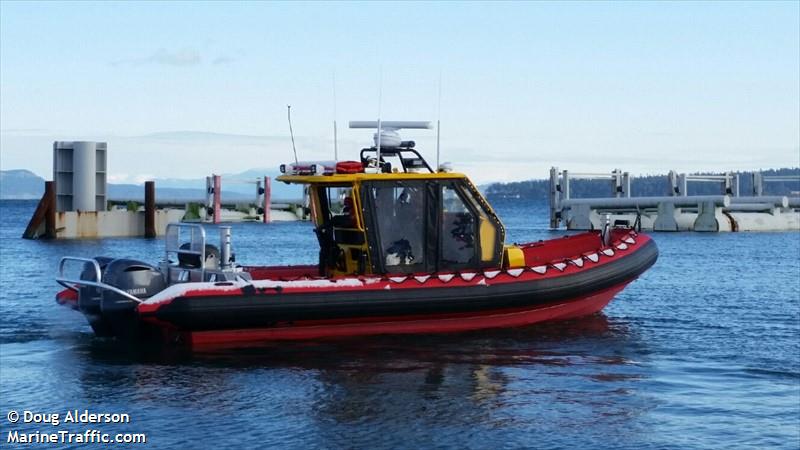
[[460, 186, 500, 264], [440, 185, 477, 268], [312, 186, 357, 228], [368, 182, 426, 273]]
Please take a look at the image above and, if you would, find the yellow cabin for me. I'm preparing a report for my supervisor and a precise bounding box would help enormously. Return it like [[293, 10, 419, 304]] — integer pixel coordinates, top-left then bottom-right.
[[278, 140, 508, 278]]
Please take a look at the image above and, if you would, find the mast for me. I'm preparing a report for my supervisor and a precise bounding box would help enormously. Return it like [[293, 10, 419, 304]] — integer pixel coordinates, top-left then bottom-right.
[[436, 71, 442, 169], [287, 105, 298, 164], [376, 69, 383, 170], [332, 71, 338, 160]]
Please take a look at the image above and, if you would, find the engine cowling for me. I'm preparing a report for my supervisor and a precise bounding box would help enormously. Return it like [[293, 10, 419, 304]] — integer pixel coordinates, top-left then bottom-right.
[[101, 259, 166, 307], [77, 256, 115, 336]]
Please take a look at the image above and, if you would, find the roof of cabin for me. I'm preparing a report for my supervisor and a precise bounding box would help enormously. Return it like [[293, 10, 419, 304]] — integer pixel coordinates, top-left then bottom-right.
[[277, 172, 468, 185]]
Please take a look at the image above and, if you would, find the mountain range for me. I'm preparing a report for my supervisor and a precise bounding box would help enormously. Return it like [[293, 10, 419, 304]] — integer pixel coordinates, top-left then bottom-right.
[[3, 167, 798, 202], [0, 169, 303, 201]]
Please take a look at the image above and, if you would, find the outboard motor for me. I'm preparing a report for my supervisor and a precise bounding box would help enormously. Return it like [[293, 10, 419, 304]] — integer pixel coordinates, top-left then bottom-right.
[[98, 259, 166, 339], [78, 256, 115, 336]]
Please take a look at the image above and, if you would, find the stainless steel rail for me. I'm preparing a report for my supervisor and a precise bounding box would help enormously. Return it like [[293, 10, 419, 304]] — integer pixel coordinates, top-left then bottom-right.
[[56, 256, 143, 303]]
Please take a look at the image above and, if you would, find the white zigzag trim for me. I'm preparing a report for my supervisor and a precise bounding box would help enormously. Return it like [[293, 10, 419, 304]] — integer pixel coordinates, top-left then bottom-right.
[[506, 268, 524, 277]]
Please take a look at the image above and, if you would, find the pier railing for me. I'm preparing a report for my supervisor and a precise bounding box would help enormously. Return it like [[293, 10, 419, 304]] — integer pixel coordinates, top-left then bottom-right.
[[549, 168, 798, 232]]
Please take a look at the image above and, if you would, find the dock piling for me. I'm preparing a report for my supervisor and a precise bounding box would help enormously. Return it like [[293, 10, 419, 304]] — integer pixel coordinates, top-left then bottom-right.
[[548, 167, 560, 228], [263, 176, 272, 224], [22, 181, 57, 239], [44, 181, 56, 239], [144, 181, 156, 238]]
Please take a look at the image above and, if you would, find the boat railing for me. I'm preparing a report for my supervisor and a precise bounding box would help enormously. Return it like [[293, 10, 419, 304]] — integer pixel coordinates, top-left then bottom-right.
[[56, 256, 143, 304], [165, 223, 207, 281]]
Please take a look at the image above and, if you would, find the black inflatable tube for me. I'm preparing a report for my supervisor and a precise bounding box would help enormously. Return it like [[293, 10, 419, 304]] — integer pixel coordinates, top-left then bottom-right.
[[145, 240, 658, 331]]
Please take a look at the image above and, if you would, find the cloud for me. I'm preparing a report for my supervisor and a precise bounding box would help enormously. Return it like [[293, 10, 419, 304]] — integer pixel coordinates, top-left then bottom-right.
[[108, 173, 157, 184], [111, 48, 202, 67], [107, 173, 129, 183], [147, 48, 201, 66], [212, 55, 235, 65]]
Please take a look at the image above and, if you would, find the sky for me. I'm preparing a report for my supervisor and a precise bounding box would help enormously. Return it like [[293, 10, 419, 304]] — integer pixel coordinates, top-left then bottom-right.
[[1, 1, 798, 185]]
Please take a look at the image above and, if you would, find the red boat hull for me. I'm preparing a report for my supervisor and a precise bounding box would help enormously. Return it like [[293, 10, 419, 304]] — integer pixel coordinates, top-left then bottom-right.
[[56, 230, 657, 347], [180, 281, 628, 346]]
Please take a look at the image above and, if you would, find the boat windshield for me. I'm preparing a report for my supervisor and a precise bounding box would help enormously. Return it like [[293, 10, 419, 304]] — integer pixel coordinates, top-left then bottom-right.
[[360, 178, 504, 274], [364, 181, 427, 273]]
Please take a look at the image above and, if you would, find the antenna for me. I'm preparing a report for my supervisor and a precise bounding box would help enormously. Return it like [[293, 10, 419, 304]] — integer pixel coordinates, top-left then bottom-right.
[[436, 70, 442, 170], [376, 68, 383, 168], [287, 105, 298, 164], [332, 71, 338, 160]]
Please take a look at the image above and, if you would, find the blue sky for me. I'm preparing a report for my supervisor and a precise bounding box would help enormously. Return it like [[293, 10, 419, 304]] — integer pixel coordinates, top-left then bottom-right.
[[1, 1, 798, 184]]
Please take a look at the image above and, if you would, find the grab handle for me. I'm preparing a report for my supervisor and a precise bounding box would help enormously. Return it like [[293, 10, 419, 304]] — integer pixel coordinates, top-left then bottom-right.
[[56, 257, 143, 304]]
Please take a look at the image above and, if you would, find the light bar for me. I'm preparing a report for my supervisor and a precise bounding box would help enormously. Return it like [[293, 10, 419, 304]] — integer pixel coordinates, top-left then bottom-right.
[[279, 161, 337, 176]]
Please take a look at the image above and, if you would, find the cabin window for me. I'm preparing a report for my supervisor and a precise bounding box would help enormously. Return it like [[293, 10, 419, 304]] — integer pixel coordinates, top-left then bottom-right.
[[440, 184, 477, 269], [459, 186, 501, 265], [364, 181, 426, 273], [311, 185, 368, 276]]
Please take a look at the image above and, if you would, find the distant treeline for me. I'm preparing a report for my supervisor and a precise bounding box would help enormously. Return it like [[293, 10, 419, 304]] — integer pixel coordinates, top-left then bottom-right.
[[485, 168, 800, 200]]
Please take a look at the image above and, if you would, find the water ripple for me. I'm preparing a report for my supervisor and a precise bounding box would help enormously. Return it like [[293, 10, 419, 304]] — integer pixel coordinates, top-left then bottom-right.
[[1, 199, 798, 449]]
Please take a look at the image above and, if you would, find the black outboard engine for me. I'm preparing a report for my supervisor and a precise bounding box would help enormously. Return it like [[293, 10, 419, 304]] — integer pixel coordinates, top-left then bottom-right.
[[78, 258, 165, 339], [78, 257, 115, 336]]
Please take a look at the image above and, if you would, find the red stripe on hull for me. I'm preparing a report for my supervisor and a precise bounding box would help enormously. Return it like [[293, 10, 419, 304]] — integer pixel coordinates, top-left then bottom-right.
[[184, 281, 629, 346]]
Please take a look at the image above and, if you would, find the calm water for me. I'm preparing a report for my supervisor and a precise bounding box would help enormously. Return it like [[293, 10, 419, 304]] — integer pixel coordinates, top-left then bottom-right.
[[1, 199, 798, 449]]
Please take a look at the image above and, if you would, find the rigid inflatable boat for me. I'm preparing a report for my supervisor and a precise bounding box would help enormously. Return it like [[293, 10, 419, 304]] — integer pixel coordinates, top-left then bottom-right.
[[55, 121, 658, 346]]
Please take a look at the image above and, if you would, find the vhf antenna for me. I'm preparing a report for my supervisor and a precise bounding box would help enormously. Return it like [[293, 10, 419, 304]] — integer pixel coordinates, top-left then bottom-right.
[[332, 71, 338, 160], [376, 68, 383, 169], [287, 105, 298, 164], [436, 70, 442, 170]]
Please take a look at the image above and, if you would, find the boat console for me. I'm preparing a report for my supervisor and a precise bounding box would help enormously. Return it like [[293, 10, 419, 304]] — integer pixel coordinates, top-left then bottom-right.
[[57, 224, 251, 304]]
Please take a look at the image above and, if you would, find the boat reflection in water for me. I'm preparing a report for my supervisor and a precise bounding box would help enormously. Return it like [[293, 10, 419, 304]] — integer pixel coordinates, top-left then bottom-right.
[[63, 313, 651, 446]]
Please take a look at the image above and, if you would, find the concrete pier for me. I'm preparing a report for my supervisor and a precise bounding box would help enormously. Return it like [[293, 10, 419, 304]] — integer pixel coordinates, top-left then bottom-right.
[[22, 140, 308, 240], [549, 168, 799, 232]]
